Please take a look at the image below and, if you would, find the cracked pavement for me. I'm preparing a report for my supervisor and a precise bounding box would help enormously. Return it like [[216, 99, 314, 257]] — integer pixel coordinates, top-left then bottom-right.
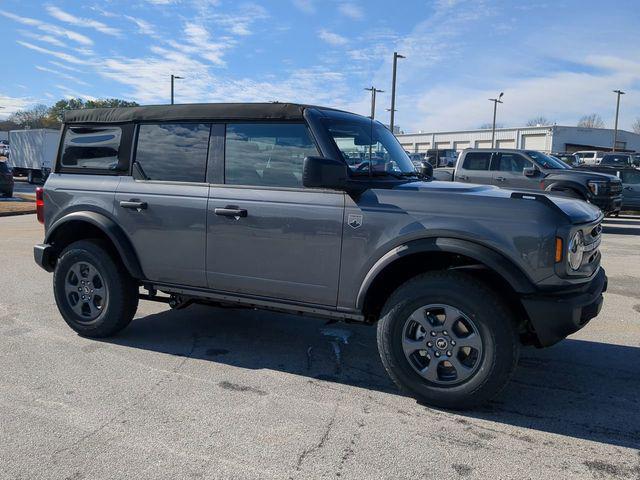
[[1, 214, 639, 479]]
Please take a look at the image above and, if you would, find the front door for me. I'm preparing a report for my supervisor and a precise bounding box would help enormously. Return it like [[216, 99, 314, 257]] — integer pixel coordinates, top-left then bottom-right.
[[206, 122, 344, 306], [114, 123, 212, 287], [492, 152, 537, 189]]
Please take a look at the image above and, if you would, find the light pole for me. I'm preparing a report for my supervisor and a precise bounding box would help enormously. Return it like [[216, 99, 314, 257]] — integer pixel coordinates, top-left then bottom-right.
[[389, 52, 405, 133], [489, 92, 504, 148], [364, 86, 384, 120], [170, 75, 184, 105], [612, 89, 625, 152]]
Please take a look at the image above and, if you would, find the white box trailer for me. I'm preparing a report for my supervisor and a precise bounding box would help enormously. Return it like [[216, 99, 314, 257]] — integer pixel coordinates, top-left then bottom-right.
[[8, 129, 60, 183]]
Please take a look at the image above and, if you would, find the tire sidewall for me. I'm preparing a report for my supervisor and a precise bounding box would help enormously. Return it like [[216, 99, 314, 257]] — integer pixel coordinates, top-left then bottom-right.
[[378, 273, 518, 408], [53, 241, 121, 335]]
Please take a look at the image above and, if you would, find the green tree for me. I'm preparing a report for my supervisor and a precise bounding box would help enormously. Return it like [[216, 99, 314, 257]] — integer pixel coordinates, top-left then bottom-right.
[[47, 98, 139, 123], [8, 104, 59, 129]]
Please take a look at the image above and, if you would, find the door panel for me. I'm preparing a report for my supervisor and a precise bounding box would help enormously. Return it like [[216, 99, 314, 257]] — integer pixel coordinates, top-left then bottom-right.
[[621, 170, 640, 208], [115, 177, 209, 287], [206, 187, 344, 306]]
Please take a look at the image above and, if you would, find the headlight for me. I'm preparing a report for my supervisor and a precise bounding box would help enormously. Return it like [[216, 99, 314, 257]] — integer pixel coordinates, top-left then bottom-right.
[[567, 231, 585, 270], [587, 180, 607, 196]]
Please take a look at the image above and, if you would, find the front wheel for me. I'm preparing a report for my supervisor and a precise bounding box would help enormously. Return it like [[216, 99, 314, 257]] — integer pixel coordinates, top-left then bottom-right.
[[377, 271, 520, 409], [53, 239, 139, 337]]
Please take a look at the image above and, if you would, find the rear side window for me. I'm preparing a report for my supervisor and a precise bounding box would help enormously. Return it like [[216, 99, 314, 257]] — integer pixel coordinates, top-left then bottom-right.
[[225, 123, 318, 188], [61, 126, 121, 170], [462, 152, 491, 170], [135, 123, 210, 182]]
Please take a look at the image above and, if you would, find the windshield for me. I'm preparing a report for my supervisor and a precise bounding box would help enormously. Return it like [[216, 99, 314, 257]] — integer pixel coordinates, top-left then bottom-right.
[[322, 118, 417, 176], [526, 150, 570, 169], [600, 154, 630, 165]]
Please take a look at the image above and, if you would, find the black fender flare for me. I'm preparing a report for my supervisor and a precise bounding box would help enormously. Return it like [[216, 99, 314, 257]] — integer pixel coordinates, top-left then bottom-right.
[[355, 237, 536, 310], [45, 211, 144, 279], [544, 179, 589, 199]]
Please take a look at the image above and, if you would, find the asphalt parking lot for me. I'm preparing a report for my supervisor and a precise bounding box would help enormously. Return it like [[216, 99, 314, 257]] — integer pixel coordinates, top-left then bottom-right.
[[1, 214, 639, 480]]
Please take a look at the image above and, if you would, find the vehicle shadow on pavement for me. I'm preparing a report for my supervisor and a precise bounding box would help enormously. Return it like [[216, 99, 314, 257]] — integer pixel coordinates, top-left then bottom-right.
[[104, 304, 640, 450]]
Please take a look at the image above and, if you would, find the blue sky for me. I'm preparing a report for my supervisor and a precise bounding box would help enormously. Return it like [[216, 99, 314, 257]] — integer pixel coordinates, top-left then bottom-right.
[[1, 0, 639, 133]]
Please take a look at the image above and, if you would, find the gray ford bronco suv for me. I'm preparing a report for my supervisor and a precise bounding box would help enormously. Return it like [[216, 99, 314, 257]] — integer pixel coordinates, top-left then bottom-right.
[[34, 103, 607, 409]]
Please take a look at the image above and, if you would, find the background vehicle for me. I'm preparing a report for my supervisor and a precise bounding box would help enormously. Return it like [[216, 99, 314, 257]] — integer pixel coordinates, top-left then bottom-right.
[[8, 129, 59, 183], [574, 150, 606, 165], [34, 103, 606, 410], [425, 148, 458, 167], [441, 149, 622, 214], [598, 152, 640, 167], [573, 165, 640, 212], [0, 140, 9, 158], [0, 160, 14, 197]]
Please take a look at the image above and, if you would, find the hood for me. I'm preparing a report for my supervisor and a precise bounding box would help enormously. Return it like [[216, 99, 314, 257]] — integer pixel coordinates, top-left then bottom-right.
[[544, 168, 619, 182], [393, 180, 602, 225]]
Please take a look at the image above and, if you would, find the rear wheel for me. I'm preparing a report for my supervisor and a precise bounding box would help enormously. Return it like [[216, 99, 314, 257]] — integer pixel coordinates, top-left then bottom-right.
[[53, 239, 138, 337], [377, 271, 520, 409]]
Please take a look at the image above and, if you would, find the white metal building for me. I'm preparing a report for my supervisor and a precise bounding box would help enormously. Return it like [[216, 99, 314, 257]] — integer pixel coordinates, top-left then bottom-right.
[[396, 125, 640, 154]]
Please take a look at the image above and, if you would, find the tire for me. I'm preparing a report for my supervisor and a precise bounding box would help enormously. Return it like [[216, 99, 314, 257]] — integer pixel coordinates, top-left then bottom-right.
[[377, 271, 520, 410], [53, 239, 139, 338]]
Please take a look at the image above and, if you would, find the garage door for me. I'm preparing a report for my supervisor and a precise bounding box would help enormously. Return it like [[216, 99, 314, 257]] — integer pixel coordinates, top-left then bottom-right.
[[435, 141, 450, 149], [400, 143, 414, 152], [416, 142, 430, 152], [475, 140, 492, 149], [453, 141, 470, 151], [522, 134, 547, 151], [496, 139, 515, 149]]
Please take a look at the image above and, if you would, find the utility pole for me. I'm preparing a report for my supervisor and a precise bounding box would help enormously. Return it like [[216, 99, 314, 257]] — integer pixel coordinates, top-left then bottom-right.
[[389, 52, 405, 133], [364, 86, 384, 120], [171, 75, 184, 105], [489, 92, 504, 148], [612, 89, 625, 152]]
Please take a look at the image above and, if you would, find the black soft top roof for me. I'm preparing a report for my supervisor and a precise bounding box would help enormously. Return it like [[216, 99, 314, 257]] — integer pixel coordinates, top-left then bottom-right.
[[63, 102, 347, 124]]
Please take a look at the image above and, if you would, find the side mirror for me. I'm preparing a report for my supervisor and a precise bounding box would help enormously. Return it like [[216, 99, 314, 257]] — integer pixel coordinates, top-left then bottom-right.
[[523, 167, 538, 177], [419, 161, 433, 179], [303, 156, 349, 190]]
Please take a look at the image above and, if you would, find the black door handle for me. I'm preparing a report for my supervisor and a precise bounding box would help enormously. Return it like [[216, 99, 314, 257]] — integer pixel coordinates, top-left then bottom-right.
[[495, 176, 506, 182], [120, 200, 147, 210], [624, 186, 632, 191], [215, 206, 247, 218], [458, 175, 468, 181]]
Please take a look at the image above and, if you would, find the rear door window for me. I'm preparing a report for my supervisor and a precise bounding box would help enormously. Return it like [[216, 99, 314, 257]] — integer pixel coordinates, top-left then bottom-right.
[[135, 123, 210, 183], [61, 126, 122, 170], [462, 152, 492, 170]]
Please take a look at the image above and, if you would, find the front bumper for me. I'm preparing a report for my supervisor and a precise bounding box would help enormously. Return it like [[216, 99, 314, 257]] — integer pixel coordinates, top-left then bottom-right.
[[521, 267, 607, 347], [591, 194, 622, 213], [34, 243, 55, 272]]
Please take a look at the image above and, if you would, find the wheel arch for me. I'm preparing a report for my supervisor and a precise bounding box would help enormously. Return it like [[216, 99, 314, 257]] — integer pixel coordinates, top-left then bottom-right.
[[544, 180, 588, 199], [357, 237, 536, 326], [45, 211, 144, 279]]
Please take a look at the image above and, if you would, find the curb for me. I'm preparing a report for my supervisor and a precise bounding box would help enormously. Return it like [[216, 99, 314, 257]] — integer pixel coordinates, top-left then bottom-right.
[[0, 209, 36, 218]]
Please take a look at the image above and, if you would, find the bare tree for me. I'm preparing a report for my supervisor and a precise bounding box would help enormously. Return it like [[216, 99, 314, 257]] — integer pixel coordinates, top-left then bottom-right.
[[632, 118, 640, 135], [7, 104, 57, 129], [526, 116, 551, 126], [479, 122, 504, 129], [577, 114, 605, 129]]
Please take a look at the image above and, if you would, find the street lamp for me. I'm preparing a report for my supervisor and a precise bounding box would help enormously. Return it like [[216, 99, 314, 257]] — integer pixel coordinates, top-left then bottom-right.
[[170, 75, 184, 105], [389, 52, 405, 133], [612, 89, 625, 152], [364, 86, 384, 120], [489, 92, 504, 148]]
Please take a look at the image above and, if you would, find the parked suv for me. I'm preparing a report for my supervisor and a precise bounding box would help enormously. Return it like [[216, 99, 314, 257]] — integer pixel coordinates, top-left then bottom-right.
[[0, 160, 14, 197], [447, 149, 622, 214], [598, 152, 640, 168], [34, 103, 607, 409]]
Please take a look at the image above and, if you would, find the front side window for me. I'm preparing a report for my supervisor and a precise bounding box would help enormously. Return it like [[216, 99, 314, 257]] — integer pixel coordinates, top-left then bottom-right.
[[621, 170, 640, 185], [494, 153, 531, 172], [526, 151, 569, 169], [135, 123, 210, 182], [323, 118, 416, 176], [462, 152, 491, 170], [61, 126, 121, 170], [600, 154, 630, 165], [225, 123, 318, 187]]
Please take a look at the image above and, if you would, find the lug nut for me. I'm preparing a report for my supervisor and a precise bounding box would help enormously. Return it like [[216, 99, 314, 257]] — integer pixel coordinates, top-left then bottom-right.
[[427, 341, 433, 348], [430, 331, 437, 337], [446, 351, 452, 357], [443, 330, 448, 336], [451, 340, 456, 346], [435, 352, 441, 357], [78, 287, 82, 291], [81, 295, 85, 299]]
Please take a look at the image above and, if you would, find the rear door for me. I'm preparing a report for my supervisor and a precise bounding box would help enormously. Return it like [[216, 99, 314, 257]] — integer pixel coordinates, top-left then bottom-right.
[[621, 169, 640, 209], [491, 152, 536, 189], [456, 151, 493, 184], [205, 122, 344, 306], [114, 123, 211, 287]]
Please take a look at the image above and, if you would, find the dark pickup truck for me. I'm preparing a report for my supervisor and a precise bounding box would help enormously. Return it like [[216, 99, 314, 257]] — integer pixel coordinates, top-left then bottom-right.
[[433, 149, 623, 214], [574, 164, 640, 211]]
